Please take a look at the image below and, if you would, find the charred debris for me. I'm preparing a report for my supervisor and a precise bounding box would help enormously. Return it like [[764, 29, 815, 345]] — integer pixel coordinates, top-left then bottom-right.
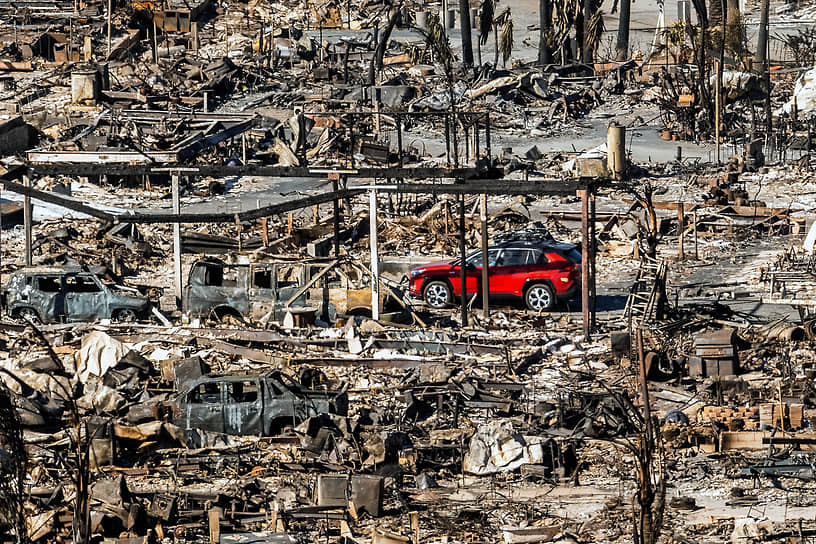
[[4, 0, 816, 543]]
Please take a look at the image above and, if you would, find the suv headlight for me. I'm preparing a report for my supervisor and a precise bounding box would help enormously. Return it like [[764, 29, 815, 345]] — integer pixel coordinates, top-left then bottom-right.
[[410, 269, 423, 279]]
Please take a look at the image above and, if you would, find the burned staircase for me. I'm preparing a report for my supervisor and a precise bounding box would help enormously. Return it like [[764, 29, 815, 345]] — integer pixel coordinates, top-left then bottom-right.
[[624, 257, 667, 328]]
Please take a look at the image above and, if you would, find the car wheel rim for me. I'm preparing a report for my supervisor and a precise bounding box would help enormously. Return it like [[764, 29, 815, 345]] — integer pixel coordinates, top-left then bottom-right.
[[529, 288, 551, 311], [426, 284, 448, 307], [118, 310, 136, 322], [20, 310, 38, 323]]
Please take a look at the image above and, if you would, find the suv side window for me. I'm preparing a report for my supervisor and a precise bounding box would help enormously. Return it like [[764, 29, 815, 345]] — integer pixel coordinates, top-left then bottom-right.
[[529, 250, 546, 265], [467, 249, 500, 267], [36, 276, 61, 292], [253, 269, 273, 289], [65, 275, 101, 293], [188, 382, 221, 403], [498, 249, 530, 266], [276, 264, 299, 288], [227, 381, 259, 403]]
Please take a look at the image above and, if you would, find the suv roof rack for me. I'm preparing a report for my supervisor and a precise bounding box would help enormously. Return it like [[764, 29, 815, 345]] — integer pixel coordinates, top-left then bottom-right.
[[493, 221, 555, 244]]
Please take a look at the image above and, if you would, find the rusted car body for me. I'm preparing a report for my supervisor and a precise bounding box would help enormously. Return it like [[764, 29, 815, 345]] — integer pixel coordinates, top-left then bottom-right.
[[2, 266, 150, 323], [182, 258, 397, 322], [169, 371, 348, 435]]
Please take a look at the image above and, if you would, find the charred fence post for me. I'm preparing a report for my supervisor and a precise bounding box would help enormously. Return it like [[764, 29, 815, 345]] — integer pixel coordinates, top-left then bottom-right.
[[369, 188, 380, 321], [580, 186, 591, 340], [590, 189, 596, 331], [331, 172, 341, 257], [172, 171, 182, 308], [678, 204, 685, 261], [23, 175, 32, 267]]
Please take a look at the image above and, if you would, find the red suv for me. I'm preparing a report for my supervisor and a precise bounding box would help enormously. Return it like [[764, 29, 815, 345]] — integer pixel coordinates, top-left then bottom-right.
[[409, 240, 581, 311]]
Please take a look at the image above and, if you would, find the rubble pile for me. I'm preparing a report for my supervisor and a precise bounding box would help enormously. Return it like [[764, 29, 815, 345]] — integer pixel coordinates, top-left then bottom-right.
[[5, 0, 816, 540]]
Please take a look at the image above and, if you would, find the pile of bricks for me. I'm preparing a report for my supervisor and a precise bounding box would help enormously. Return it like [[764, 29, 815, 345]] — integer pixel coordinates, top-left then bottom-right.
[[759, 403, 805, 429], [700, 406, 760, 429]]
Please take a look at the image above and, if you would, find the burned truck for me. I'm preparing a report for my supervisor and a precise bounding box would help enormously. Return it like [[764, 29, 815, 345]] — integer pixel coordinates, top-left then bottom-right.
[[169, 371, 348, 435], [182, 257, 402, 323]]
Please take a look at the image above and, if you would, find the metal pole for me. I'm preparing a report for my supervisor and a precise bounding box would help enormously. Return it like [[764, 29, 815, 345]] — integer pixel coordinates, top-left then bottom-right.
[[580, 188, 590, 341], [485, 113, 492, 160], [332, 174, 340, 256], [589, 188, 596, 331], [678, 204, 685, 260], [369, 189, 380, 320], [444, 114, 451, 167], [459, 193, 468, 326], [397, 115, 403, 168], [715, 59, 721, 164], [172, 172, 182, 308], [107, 0, 112, 57], [23, 175, 31, 267], [693, 209, 698, 260], [637, 327, 653, 443], [480, 193, 489, 318]]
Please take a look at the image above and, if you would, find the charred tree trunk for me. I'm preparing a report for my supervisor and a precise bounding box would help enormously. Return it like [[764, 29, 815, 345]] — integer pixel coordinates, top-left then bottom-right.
[[368, 7, 401, 85], [538, 0, 551, 64], [459, 0, 474, 65], [691, 0, 714, 132], [582, 0, 594, 63], [493, 24, 499, 65], [708, 0, 723, 25], [615, 0, 631, 60], [755, 0, 769, 68]]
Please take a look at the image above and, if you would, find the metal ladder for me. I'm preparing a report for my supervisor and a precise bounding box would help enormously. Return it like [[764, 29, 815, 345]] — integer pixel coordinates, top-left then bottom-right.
[[624, 257, 667, 327]]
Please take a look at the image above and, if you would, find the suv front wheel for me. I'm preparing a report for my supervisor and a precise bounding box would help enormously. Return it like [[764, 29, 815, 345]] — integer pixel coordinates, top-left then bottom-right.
[[525, 283, 555, 311], [15, 307, 41, 324], [423, 280, 452, 309]]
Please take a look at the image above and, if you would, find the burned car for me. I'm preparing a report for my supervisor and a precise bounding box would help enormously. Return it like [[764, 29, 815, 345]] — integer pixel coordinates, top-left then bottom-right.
[[182, 257, 402, 323], [169, 371, 348, 435], [2, 267, 151, 323]]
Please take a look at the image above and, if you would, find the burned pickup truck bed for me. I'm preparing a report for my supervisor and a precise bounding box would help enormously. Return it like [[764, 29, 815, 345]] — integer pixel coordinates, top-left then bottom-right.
[[168, 371, 348, 435]]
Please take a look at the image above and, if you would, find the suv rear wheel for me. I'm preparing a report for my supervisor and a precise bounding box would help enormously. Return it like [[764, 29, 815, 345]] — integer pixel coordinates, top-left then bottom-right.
[[423, 280, 452, 309], [525, 283, 555, 311], [114, 308, 137, 322]]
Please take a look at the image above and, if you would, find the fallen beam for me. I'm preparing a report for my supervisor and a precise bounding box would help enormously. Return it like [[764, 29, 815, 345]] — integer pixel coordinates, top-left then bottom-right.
[[0, 176, 365, 224]]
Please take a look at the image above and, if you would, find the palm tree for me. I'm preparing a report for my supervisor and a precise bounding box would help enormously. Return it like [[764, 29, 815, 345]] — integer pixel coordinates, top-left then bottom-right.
[[538, 0, 552, 64], [368, 3, 402, 85], [615, 0, 630, 60], [478, 0, 494, 64], [422, 13, 460, 165], [459, 0, 474, 65]]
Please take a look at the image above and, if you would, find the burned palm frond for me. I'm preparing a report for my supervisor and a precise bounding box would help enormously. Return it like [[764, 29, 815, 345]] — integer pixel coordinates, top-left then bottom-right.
[[0, 385, 27, 544], [499, 9, 514, 65], [779, 27, 816, 66], [424, 12, 455, 80], [478, 0, 494, 46], [584, 7, 605, 57]]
